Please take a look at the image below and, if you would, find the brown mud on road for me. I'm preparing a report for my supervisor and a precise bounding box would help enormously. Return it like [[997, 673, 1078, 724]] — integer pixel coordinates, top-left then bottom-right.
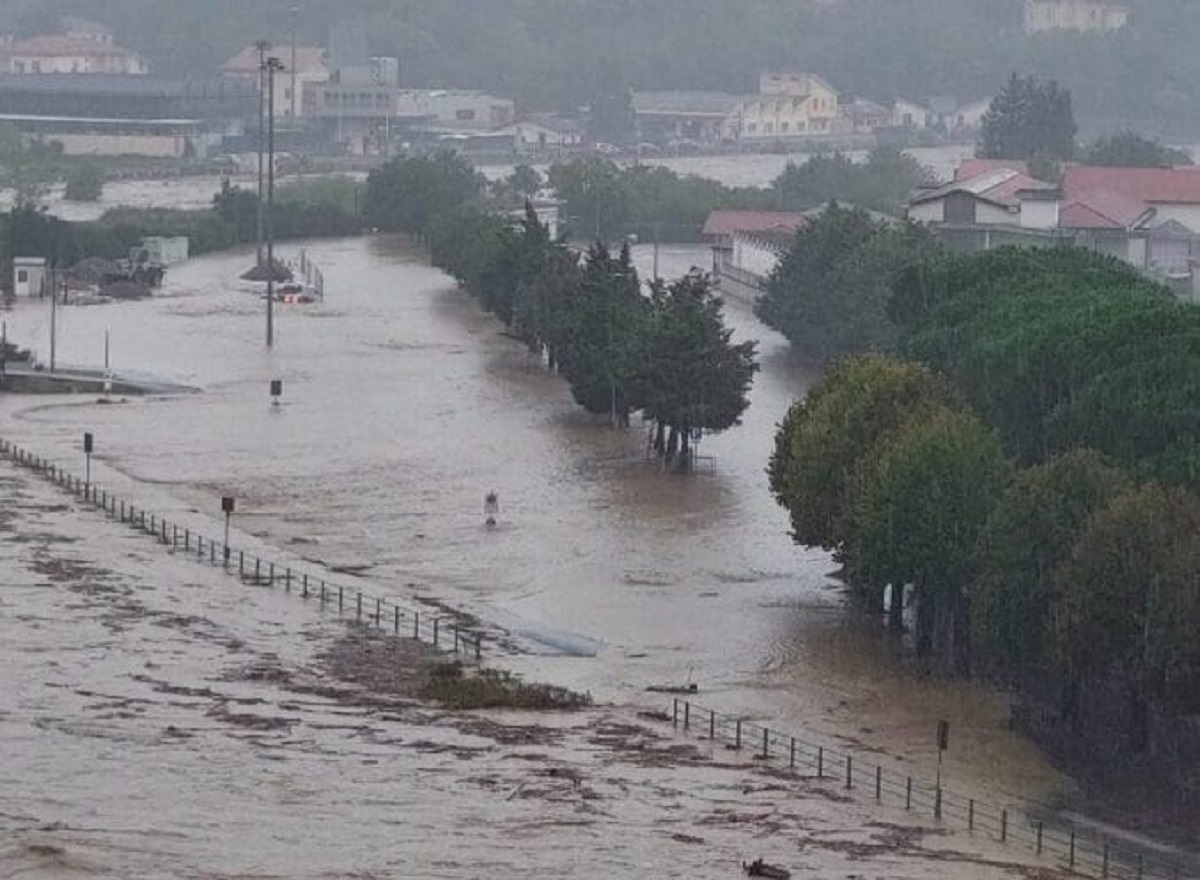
[[1, 462, 1075, 879]]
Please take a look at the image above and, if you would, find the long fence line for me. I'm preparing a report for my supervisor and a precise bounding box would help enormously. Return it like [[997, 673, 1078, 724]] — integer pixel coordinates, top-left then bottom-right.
[[669, 698, 1194, 880], [0, 438, 486, 661]]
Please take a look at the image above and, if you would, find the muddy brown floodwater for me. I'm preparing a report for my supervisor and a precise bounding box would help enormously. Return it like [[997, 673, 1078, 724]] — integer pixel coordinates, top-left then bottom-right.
[[0, 234, 1089, 876]]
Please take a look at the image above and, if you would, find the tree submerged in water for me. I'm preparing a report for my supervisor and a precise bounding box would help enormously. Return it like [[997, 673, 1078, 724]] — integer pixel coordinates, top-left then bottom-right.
[[640, 271, 758, 471]]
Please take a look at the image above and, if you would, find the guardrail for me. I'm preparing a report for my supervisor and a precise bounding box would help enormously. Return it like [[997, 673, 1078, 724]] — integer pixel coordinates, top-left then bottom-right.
[[0, 438, 485, 661], [669, 698, 1194, 880]]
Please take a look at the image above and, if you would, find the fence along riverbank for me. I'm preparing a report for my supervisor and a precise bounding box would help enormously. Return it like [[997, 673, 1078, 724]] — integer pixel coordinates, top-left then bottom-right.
[[668, 698, 1194, 880], [0, 437, 485, 661]]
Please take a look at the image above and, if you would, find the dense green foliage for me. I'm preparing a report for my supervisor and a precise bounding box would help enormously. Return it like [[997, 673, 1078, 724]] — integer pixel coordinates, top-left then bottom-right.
[[892, 247, 1198, 483], [63, 163, 105, 202], [16, 1, 1200, 132], [849, 406, 1013, 662], [978, 73, 1077, 161], [769, 240, 1200, 788], [1081, 131, 1194, 167], [758, 204, 939, 362], [364, 153, 483, 235], [547, 159, 773, 242], [768, 355, 957, 558], [969, 450, 1131, 680], [773, 147, 934, 216]]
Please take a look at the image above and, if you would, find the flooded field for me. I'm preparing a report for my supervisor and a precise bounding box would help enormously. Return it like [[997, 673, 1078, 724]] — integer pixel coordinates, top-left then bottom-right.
[[0, 462, 1078, 879], [0, 234, 1069, 822]]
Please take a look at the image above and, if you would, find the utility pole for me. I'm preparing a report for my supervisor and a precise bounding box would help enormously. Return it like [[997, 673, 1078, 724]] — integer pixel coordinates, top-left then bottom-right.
[[265, 55, 285, 348], [49, 265, 57, 372], [290, 7, 299, 121], [254, 40, 271, 269]]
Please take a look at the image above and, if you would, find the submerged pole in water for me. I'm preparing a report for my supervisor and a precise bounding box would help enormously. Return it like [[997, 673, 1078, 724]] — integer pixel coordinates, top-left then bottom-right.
[[484, 491, 499, 527]]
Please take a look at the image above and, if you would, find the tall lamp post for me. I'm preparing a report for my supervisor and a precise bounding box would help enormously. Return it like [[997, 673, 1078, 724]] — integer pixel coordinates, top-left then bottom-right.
[[254, 40, 271, 269], [263, 55, 285, 347], [290, 7, 299, 121]]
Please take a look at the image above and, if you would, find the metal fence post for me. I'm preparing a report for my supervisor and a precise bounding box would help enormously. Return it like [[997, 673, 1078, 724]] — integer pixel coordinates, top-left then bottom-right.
[[875, 766, 882, 801], [734, 719, 742, 750], [935, 787, 942, 820], [968, 799, 975, 831], [683, 701, 690, 731], [1000, 809, 1007, 842], [709, 710, 715, 741], [1069, 831, 1075, 870], [320, 582, 326, 607], [393, 606, 400, 633], [1036, 821, 1043, 855], [474, 633, 481, 661], [356, 592, 362, 620], [905, 777, 912, 810], [433, 617, 439, 645], [845, 755, 853, 789], [285, 568, 292, 592], [255, 557, 260, 580], [303, 573, 308, 598], [673, 699, 678, 728], [338, 586, 343, 613], [413, 611, 419, 638], [789, 737, 796, 769], [376, 598, 382, 626], [817, 747, 824, 779], [762, 727, 769, 759], [269, 562, 275, 583]]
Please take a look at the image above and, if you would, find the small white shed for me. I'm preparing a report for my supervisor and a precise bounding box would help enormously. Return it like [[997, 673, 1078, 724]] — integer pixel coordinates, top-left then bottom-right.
[[12, 257, 47, 297]]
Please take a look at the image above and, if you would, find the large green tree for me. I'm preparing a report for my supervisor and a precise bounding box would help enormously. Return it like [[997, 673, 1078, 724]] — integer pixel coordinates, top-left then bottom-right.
[[978, 73, 1077, 162], [970, 450, 1131, 683], [640, 271, 758, 468], [1082, 131, 1193, 167], [760, 205, 939, 362], [1053, 483, 1200, 721], [773, 146, 933, 216], [849, 406, 1013, 665], [363, 151, 482, 235], [768, 355, 958, 610]]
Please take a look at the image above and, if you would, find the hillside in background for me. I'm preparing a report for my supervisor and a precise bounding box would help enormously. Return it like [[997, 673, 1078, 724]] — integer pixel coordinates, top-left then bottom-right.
[[3, 0, 1199, 137]]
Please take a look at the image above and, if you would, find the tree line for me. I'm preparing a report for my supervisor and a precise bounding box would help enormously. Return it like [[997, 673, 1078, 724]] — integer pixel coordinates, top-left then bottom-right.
[[547, 147, 931, 244], [765, 215, 1200, 813], [364, 152, 758, 468]]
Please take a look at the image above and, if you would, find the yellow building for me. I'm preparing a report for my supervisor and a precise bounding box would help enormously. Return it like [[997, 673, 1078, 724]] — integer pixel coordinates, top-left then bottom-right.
[[738, 73, 839, 141], [1023, 0, 1129, 33]]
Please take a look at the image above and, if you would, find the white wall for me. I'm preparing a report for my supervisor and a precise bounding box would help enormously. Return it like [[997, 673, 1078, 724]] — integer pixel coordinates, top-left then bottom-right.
[[51, 133, 191, 157], [1151, 204, 1200, 231], [1020, 199, 1060, 229], [908, 201, 944, 223], [731, 234, 783, 277]]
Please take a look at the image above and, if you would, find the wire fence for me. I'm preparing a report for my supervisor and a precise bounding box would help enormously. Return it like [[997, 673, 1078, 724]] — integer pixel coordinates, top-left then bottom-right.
[[669, 699, 1196, 880], [0, 438, 486, 661]]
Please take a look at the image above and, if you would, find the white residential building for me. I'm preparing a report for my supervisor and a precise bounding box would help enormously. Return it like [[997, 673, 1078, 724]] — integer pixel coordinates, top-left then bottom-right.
[[1023, 0, 1129, 33]]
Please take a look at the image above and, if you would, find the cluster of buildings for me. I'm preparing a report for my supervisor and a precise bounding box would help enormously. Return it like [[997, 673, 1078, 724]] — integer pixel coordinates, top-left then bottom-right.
[[632, 72, 994, 151], [0, 15, 578, 161], [1023, 0, 1129, 33], [710, 156, 1200, 304]]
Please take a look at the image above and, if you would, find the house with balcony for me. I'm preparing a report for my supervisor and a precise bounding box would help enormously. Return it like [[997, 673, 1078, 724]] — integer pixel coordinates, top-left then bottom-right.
[[739, 72, 840, 142], [7, 18, 147, 76]]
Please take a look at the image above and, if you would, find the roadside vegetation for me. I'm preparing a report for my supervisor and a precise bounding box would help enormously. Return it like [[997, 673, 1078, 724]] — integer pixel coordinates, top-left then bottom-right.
[[365, 151, 758, 470]]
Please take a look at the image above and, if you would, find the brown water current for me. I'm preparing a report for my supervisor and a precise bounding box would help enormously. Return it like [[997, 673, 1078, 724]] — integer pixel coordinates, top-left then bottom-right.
[[0, 233, 1072, 828]]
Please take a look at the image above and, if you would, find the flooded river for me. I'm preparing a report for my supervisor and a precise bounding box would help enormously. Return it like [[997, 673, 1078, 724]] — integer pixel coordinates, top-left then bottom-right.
[[0, 234, 1066, 820]]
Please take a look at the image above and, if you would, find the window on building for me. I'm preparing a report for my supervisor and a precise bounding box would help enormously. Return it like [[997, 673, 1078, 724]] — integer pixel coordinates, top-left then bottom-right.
[[32, 60, 41, 73], [17, 270, 28, 283], [456, 108, 476, 121], [747, 123, 757, 134], [780, 122, 789, 133], [764, 122, 773, 134]]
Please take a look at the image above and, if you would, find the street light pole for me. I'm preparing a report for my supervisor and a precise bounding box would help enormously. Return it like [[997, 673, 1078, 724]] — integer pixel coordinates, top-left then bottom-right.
[[290, 7, 299, 121], [254, 40, 270, 269], [264, 55, 284, 348]]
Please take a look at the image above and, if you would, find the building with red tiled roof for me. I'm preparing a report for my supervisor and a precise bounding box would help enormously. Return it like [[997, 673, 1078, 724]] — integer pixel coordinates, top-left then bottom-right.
[[908, 168, 1057, 225], [702, 210, 808, 241], [1062, 165, 1200, 229], [7, 34, 146, 75]]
